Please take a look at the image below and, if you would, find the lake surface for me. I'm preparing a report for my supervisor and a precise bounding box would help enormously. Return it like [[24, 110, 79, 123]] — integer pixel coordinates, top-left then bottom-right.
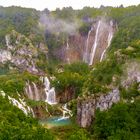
[[39, 117, 71, 128]]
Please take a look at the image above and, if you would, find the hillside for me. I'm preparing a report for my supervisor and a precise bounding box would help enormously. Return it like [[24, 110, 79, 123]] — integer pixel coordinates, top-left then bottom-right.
[[0, 4, 140, 140]]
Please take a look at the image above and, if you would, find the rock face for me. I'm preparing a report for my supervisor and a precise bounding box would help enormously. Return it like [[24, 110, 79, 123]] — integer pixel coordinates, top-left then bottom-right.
[[0, 30, 47, 74], [83, 19, 116, 65], [53, 19, 117, 65], [122, 62, 140, 88], [77, 88, 120, 128], [53, 33, 86, 63], [57, 87, 76, 103]]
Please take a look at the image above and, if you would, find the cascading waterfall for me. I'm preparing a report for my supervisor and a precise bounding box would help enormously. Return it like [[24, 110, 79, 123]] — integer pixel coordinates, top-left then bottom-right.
[[62, 103, 73, 118], [32, 82, 40, 101], [0, 90, 34, 116], [44, 77, 57, 105], [46, 87, 56, 104], [83, 27, 93, 63], [27, 82, 34, 100], [89, 21, 101, 65], [56, 104, 73, 121]]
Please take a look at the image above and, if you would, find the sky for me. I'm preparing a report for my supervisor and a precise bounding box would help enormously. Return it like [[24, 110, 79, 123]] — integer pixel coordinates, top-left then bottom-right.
[[0, 0, 140, 11]]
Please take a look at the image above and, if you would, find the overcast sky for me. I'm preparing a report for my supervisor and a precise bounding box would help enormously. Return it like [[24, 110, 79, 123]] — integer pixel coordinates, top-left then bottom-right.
[[0, 0, 140, 10]]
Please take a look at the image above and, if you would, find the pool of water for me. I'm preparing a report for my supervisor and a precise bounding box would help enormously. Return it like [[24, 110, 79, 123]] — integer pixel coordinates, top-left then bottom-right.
[[39, 117, 71, 128]]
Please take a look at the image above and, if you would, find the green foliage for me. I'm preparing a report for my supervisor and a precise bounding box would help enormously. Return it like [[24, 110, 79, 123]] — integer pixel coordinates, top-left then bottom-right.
[[67, 129, 91, 140], [0, 6, 45, 47], [64, 62, 90, 75], [53, 62, 90, 97], [92, 101, 140, 140], [77, 7, 102, 19], [0, 96, 55, 140], [109, 5, 140, 52], [0, 72, 38, 96], [78, 23, 90, 35], [121, 82, 140, 100], [91, 57, 122, 85]]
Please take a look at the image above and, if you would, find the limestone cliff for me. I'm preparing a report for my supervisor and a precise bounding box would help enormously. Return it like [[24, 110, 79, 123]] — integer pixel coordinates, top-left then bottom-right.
[[53, 19, 117, 65], [77, 88, 120, 128], [0, 30, 47, 74]]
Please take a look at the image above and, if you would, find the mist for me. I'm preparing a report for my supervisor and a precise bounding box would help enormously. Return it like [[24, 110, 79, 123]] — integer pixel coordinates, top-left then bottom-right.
[[39, 13, 79, 35]]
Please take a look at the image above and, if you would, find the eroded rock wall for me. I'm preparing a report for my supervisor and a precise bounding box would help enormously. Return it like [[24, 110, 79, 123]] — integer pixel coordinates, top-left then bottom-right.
[[77, 88, 120, 127]]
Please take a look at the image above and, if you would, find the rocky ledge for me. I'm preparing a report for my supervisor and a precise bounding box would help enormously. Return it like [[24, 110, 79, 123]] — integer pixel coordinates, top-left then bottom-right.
[[77, 88, 120, 128]]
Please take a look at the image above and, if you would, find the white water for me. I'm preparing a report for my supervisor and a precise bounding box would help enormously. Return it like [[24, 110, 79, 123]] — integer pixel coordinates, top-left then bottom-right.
[[100, 20, 114, 62], [62, 103, 73, 117], [44, 77, 57, 105], [66, 39, 70, 64], [100, 31, 113, 62], [27, 82, 34, 100], [0, 90, 34, 116], [32, 82, 40, 101], [83, 27, 93, 63], [5, 35, 13, 50], [89, 21, 101, 65], [56, 104, 73, 121], [0, 50, 11, 63]]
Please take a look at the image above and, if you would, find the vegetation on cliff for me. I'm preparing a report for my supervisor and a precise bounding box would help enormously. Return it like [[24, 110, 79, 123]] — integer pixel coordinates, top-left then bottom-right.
[[0, 4, 140, 140]]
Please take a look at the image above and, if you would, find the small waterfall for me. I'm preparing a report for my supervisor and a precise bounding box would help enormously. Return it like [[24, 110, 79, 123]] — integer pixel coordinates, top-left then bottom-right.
[[32, 82, 40, 101], [44, 77, 57, 105], [46, 87, 56, 105], [66, 39, 70, 64], [27, 82, 34, 100], [5, 35, 13, 50], [5, 35, 9, 47], [89, 21, 101, 65], [0, 90, 34, 116], [83, 27, 93, 63], [56, 104, 73, 121], [100, 21, 114, 62], [62, 103, 72, 118], [25, 82, 40, 101]]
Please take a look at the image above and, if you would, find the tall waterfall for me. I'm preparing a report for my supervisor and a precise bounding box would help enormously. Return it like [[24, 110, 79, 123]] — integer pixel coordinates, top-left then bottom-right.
[[83, 27, 93, 63], [83, 20, 115, 65], [66, 39, 70, 64], [44, 77, 57, 105], [100, 21, 114, 62], [89, 21, 101, 65]]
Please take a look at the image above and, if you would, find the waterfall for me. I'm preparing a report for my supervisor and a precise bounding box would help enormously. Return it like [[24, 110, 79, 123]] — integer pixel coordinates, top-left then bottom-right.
[[83, 27, 93, 63], [46, 87, 56, 105], [89, 21, 101, 65], [100, 21, 114, 62], [56, 103, 73, 121], [5, 35, 9, 47], [27, 82, 34, 100], [44, 77, 57, 105], [0, 90, 34, 116], [32, 82, 40, 101], [62, 103, 72, 118], [66, 39, 70, 64]]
